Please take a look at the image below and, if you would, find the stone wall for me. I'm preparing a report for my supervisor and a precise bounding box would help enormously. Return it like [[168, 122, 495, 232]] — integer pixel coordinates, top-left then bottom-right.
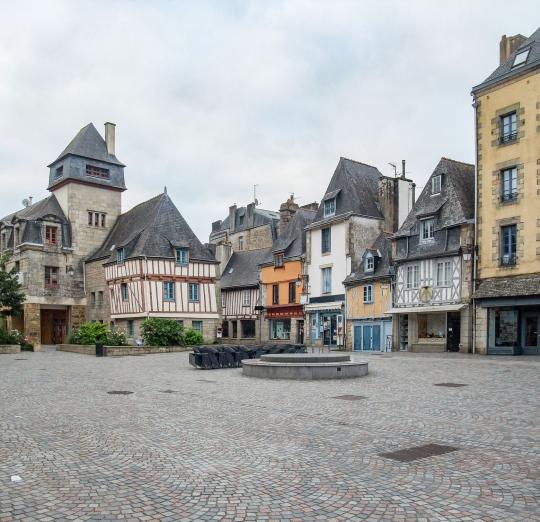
[[85, 259, 111, 324], [70, 305, 86, 332], [57, 344, 192, 356], [0, 345, 21, 354], [229, 225, 274, 252], [474, 306, 488, 355], [23, 303, 41, 346]]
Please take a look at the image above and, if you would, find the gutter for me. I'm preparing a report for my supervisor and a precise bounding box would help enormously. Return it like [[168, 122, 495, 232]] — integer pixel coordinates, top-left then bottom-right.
[[472, 96, 479, 355]]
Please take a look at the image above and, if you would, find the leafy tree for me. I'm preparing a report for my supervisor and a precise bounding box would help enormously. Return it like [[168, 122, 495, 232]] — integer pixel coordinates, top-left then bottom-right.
[[0, 253, 25, 318], [140, 318, 185, 346]]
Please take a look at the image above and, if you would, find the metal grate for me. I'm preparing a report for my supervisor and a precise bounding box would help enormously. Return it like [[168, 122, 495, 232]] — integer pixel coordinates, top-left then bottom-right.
[[380, 443, 458, 462], [434, 383, 468, 388], [332, 395, 366, 401], [107, 390, 134, 395]]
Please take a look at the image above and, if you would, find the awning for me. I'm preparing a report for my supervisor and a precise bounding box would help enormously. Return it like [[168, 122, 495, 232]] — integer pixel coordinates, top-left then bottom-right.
[[305, 301, 344, 312], [386, 303, 466, 314]]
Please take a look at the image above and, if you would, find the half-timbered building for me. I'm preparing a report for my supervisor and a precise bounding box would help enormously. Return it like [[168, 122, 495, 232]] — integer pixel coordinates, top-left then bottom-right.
[[220, 249, 269, 343], [389, 158, 475, 353], [86, 191, 220, 343]]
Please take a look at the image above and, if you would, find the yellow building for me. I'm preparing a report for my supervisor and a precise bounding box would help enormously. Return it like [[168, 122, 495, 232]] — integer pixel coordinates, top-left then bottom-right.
[[344, 233, 393, 351], [472, 29, 540, 355], [259, 207, 316, 344]]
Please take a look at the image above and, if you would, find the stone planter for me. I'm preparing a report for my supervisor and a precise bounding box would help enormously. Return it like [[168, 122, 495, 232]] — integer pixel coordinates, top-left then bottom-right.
[[0, 345, 21, 354], [57, 344, 191, 356]]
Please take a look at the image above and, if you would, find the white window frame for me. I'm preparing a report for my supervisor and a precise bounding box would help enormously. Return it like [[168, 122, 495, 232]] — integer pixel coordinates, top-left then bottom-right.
[[513, 48, 530, 68], [406, 265, 419, 289], [365, 255, 374, 272], [435, 260, 451, 287], [431, 175, 441, 194], [421, 219, 435, 241], [321, 267, 332, 294], [242, 289, 251, 307], [323, 198, 336, 218], [363, 285, 374, 303]]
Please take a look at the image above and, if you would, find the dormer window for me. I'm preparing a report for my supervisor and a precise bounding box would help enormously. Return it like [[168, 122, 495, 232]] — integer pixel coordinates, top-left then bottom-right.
[[365, 254, 374, 272], [175, 248, 189, 265], [117, 247, 125, 264], [274, 252, 284, 267], [431, 175, 441, 194], [45, 226, 58, 246], [238, 215, 244, 227], [86, 164, 110, 179], [323, 198, 336, 218], [512, 48, 529, 68], [55, 166, 63, 179], [420, 218, 435, 241]]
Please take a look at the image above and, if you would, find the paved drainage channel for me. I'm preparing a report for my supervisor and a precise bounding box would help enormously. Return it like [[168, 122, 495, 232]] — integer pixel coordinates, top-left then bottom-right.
[[434, 383, 468, 388], [333, 395, 366, 401], [380, 443, 459, 462], [107, 391, 134, 395]]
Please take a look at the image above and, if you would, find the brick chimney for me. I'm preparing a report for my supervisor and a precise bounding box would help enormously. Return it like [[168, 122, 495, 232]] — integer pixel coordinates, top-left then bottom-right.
[[228, 205, 237, 233], [279, 195, 299, 233], [378, 165, 415, 233], [104, 122, 116, 155], [499, 34, 527, 65]]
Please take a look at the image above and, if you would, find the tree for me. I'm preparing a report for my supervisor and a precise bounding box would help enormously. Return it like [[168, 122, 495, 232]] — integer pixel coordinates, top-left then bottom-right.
[[0, 253, 25, 318]]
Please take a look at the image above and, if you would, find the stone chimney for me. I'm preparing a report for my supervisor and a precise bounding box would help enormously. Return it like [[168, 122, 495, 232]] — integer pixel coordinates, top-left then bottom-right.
[[246, 203, 255, 228], [228, 205, 237, 233], [279, 195, 299, 233], [301, 202, 319, 212], [378, 167, 415, 233], [104, 122, 116, 155], [500, 34, 527, 65]]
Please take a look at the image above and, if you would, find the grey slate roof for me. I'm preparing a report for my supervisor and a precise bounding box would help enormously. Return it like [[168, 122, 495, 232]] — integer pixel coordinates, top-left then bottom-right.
[[0, 195, 71, 248], [266, 208, 316, 262], [472, 27, 540, 93], [475, 274, 540, 299], [87, 192, 215, 263], [311, 158, 384, 226], [395, 158, 474, 237], [220, 249, 270, 289], [393, 158, 474, 262], [49, 123, 125, 167], [214, 207, 279, 235], [344, 232, 393, 285]]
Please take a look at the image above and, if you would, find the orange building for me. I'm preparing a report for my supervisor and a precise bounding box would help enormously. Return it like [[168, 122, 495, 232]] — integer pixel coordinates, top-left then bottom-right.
[[259, 207, 316, 344]]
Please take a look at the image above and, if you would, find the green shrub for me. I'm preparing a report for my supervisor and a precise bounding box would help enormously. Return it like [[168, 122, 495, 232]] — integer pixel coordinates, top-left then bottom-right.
[[106, 327, 127, 346], [0, 328, 23, 345], [184, 327, 203, 345], [140, 318, 185, 346], [69, 322, 127, 346]]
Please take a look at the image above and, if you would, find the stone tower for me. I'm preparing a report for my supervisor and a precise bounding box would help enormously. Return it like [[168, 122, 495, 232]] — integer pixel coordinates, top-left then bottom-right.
[[47, 122, 126, 296]]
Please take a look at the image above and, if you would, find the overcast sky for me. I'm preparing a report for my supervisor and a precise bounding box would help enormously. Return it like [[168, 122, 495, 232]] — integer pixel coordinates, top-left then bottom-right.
[[0, 1, 538, 239]]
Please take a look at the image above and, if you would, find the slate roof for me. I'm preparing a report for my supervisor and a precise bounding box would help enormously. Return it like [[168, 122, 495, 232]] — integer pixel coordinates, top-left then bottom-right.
[[310, 158, 384, 226], [473, 27, 540, 93], [344, 232, 393, 285], [264, 208, 316, 263], [395, 158, 474, 238], [220, 249, 270, 289], [49, 123, 125, 167], [213, 206, 280, 236], [475, 274, 540, 299], [87, 192, 215, 263], [0, 195, 71, 248]]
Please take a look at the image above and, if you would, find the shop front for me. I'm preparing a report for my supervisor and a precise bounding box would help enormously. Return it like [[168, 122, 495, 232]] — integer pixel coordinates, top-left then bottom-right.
[[352, 318, 392, 352], [481, 302, 540, 355], [305, 301, 345, 348], [265, 304, 304, 344]]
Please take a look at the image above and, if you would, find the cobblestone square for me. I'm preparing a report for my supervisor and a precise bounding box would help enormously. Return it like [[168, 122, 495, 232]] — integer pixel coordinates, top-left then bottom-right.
[[1, 351, 539, 521]]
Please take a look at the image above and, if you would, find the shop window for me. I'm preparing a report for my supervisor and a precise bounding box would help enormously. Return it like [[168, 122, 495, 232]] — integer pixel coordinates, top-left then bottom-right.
[[492, 309, 518, 347], [241, 320, 256, 338], [418, 313, 446, 339], [271, 319, 291, 340]]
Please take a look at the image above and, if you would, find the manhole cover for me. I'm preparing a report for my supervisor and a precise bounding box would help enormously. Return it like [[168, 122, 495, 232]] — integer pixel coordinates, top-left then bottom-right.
[[332, 395, 366, 401], [107, 390, 134, 395], [159, 389, 178, 394], [380, 443, 458, 462], [434, 383, 468, 388]]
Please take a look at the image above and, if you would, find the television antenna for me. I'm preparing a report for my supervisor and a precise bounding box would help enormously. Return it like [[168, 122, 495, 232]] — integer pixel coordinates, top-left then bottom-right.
[[253, 184, 260, 206]]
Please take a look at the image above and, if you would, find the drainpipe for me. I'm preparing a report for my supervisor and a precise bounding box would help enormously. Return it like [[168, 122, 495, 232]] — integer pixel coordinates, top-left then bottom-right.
[[472, 97, 479, 355]]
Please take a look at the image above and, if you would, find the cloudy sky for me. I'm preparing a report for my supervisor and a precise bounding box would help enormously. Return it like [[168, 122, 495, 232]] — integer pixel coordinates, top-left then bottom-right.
[[0, 1, 538, 239]]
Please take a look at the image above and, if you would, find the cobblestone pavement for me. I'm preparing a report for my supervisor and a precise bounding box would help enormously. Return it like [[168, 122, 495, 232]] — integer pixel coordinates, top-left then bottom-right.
[[1, 351, 539, 521]]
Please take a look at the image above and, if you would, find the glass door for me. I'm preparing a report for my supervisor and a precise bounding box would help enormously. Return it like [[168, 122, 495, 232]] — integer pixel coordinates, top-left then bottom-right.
[[522, 313, 540, 355]]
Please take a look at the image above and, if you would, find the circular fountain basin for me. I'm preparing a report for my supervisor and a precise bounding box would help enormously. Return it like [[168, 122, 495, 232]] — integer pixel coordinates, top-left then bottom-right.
[[242, 352, 368, 380]]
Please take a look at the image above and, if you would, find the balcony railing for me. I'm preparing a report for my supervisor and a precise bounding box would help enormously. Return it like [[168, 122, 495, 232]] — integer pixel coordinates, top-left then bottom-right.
[[501, 191, 518, 202], [500, 254, 517, 266], [500, 132, 517, 144]]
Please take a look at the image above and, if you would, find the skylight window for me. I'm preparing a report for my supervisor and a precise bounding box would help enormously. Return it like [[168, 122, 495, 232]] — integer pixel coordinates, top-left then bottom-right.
[[513, 49, 530, 68]]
